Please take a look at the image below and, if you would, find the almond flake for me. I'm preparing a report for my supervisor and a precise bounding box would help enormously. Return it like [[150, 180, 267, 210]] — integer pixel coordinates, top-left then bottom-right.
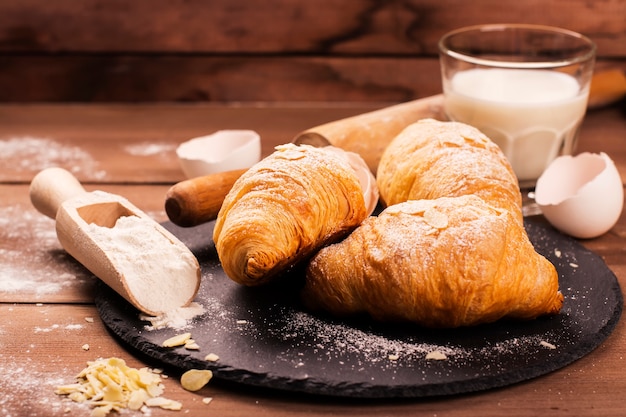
[[184, 340, 201, 350], [540, 340, 557, 350], [424, 208, 448, 229], [425, 350, 447, 360], [181, 369, 213, 392], [54, 357, 177, 416], [145, 397, 183, 411], [275, 144, 306, 160], [162, 332, 192, 348]]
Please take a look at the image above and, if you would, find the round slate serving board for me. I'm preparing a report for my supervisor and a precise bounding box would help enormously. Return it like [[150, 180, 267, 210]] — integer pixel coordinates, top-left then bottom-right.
[[96, 217, 622, 398]]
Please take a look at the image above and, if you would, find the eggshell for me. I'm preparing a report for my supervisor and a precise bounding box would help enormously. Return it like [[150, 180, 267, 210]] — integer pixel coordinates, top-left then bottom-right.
[[535, 152, 623, 239], [324, 146, 379, 216], [177, 130, 261, 178]]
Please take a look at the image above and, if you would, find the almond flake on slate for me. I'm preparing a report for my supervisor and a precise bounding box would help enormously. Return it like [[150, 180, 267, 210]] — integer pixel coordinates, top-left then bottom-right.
[[162, 332, 192, 348]]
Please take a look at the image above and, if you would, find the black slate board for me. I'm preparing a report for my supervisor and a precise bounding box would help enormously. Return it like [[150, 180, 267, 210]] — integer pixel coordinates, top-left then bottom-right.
[[96, 217, 622, 398]]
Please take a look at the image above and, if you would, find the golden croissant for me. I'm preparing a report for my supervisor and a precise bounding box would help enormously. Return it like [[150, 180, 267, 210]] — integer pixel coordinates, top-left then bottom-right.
[[303, 196, 563, 327], [376, 118, 523, 223], [213, 143, 374, 286], [302, 119, 562, 327]]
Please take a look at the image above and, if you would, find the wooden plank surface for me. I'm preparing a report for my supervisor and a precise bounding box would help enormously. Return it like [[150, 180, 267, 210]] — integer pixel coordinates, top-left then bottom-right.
[[0, 56, 443, 102], [0, 102, 408, 183], [1, 0, 624, 55], [0, 0, 624, 102], [1, 101, 625, 183], [1, 102, 625, 416]]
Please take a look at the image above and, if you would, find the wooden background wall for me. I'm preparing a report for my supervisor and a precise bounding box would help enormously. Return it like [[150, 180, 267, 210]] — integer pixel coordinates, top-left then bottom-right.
[[0, 0, 624, 103]]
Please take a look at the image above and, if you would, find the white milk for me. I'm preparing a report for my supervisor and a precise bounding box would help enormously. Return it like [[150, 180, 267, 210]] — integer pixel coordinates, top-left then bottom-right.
[[444, 68, 588, 183]]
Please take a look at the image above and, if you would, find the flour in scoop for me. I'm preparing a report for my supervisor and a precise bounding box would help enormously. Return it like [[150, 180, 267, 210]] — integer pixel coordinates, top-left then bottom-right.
[[87, 215, 199, 314]]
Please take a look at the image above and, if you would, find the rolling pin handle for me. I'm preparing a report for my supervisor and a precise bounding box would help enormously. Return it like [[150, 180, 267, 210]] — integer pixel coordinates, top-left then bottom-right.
[[29, 167, 87, 219], [165, 169, 246, 227]]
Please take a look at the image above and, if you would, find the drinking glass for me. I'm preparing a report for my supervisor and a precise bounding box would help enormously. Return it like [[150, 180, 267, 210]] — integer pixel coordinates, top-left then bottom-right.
[[439, 24, 596, 188]]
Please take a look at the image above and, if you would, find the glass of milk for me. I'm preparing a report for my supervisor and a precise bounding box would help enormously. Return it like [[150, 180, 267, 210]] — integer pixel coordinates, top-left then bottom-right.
[[439, 24, 596, 187]]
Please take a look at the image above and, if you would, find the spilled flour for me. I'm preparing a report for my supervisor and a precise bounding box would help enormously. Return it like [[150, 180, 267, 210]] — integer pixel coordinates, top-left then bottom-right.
[[141, 302, 206, 330], [0, 204, 93, 298], [0, 136, 106, 178], [124, 142, 176, 157]]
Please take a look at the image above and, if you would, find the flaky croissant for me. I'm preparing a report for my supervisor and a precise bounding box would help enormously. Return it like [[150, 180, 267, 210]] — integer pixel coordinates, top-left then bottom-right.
[[302, 119, 562, 327], [303, 196, 563, 327], [376, 119, 523, 223], [213, 143, 374, 286]]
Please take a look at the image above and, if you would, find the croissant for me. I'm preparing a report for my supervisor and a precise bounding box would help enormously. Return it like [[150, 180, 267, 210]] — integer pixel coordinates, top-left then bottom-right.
[[213, 143, 375, 286], [376, 118, 523, 223], [303, 195, 563, 327], [302, 119, 562, 327]]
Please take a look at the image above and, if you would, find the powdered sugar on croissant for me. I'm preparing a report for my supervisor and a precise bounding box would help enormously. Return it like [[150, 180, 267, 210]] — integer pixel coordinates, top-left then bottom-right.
[[213, 143, 375, 286], [377, 118, 523, 223], [303, 196, 562, 327], [302, 119, 562, 327]]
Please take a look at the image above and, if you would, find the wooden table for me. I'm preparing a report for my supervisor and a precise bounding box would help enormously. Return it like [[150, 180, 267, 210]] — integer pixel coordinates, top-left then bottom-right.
[[1, 101, 625, 416]]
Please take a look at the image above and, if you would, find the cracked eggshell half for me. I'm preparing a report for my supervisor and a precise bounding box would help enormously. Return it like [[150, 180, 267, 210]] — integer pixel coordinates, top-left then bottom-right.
[[535, 152, 623, 239], [177, 130, 261, 178]]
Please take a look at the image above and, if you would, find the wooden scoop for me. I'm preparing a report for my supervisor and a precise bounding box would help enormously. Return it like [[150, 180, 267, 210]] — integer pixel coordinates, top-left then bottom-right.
[[30, 167, 201, 316]]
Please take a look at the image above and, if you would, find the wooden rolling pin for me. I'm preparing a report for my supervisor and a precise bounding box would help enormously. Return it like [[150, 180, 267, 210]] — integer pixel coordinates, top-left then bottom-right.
[[165, 94, 444, 227], [30, 167, 201, 315], [588, 68, 626, 108], [293, 94, 445, 173], [165, 168, 248, 227], [165, 69, 625, 228]]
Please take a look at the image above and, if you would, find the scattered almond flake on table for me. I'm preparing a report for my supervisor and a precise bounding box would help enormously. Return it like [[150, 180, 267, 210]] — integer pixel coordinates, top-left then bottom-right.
[[180, 369, 213, 392], [54, 357, 181, 416], [540, 341, 557, 350]]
